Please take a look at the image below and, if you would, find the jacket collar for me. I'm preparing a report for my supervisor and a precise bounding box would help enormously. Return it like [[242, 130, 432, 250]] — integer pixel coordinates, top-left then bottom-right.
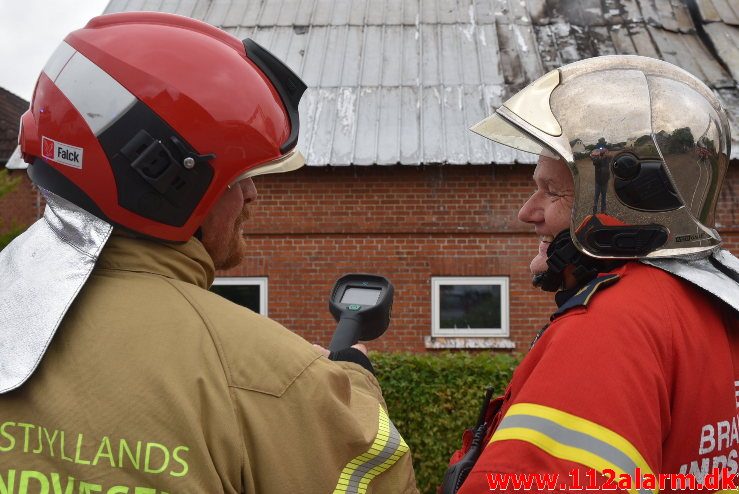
[[96, 233, 215, 289]]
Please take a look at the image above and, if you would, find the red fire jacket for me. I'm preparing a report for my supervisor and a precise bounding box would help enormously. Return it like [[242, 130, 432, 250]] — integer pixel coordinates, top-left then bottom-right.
[[454, 262, 739, 494]]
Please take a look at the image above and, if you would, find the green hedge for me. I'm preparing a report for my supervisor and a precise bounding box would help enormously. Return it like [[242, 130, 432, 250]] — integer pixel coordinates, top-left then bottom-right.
[[0, 225, 25, 251], [373, 352, 520, 494]]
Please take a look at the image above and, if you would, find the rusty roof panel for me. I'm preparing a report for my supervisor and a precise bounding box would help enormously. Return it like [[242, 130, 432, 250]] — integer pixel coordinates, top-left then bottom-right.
[[704, 23, 739, 81], [648, 26, 728, 86], [696, 0, 722, 22], [708, 0, 739, 25], [618, 0, 644, 23], [497, 22, 545, 86], [680, 28, 735, 85], [672, 2, 694, 31]]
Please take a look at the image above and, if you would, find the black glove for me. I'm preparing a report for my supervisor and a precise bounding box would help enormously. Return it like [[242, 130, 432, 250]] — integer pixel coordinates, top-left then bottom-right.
[[328, 347, 375, 375]]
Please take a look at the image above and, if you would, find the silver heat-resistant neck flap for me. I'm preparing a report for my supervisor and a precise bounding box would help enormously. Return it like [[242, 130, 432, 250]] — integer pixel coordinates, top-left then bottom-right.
[[643, 249, 739, 314], [0, 189, 112, 393]]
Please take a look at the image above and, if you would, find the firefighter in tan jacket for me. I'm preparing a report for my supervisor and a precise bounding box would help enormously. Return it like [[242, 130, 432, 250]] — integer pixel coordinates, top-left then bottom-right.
[[0, 12, 418, 494]]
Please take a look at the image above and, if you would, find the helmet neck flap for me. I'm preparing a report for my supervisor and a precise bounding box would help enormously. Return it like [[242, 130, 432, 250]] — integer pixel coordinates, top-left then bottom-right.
[[0, 189, 112, 394]]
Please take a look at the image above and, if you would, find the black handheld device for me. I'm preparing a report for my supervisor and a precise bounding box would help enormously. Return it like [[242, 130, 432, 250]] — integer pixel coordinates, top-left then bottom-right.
[[439, 387, 496, 494], [328, 274, 394, 351]]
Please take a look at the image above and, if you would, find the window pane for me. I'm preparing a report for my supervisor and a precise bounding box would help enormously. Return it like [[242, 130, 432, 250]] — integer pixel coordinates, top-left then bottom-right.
[[210, 285, 261, 313], [439, 284, 501, 330]]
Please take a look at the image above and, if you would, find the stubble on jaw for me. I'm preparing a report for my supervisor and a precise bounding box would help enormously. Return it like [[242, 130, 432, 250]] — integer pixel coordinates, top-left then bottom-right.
[[214, 207, 251, 270]]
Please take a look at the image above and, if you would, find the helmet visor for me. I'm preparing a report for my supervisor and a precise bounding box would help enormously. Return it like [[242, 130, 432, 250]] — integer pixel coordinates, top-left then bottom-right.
[[244, 39, 307, 154], [231, 149, 305, 183], [470, 113, 559, 160]]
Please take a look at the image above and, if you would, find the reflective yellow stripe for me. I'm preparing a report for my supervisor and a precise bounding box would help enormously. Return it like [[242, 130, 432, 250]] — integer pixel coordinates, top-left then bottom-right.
[[490, 403, 657, 494], [333, 405, 409, 494], [581, 276, 618, 305], [508, 403, 653, 475]]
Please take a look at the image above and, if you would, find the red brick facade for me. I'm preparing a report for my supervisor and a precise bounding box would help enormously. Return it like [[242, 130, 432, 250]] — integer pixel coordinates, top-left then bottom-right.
[[228, 164, 739, 352], [0, 171, 40, 233], [2, 164, 737, 352]]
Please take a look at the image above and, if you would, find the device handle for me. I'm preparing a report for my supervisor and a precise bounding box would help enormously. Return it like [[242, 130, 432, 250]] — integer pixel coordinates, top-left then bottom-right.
[[329, 315, 362, 351]]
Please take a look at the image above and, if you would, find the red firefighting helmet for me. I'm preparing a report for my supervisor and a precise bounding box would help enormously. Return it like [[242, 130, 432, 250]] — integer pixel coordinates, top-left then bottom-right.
[[19, 12, 306, 242]]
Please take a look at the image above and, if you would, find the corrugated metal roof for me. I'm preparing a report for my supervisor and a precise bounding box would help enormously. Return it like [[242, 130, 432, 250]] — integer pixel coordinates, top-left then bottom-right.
[[697, 0, 739, 85], [692, 0, 739, 161], [104, 0, 528, 165], [696, 0, 739, 26], [96, 0, 738, 164]]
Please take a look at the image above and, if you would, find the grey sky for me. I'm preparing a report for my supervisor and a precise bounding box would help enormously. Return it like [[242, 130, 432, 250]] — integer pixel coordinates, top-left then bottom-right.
[[0, 0, 110, 101]]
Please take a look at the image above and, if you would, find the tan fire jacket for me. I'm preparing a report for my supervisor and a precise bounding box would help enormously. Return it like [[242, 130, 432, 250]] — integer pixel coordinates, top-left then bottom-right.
[[0, 234, 418, 494]]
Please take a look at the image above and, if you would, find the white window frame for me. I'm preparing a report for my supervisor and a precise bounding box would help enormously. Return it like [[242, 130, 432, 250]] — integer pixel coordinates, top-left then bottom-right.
[[212, 277, 268, 316], [431, 276, 509, 337]]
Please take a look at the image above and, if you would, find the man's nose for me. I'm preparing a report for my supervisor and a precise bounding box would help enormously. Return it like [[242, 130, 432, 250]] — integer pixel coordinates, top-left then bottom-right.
[[240, 178, 258, 204], [518, 193, 542, 224]]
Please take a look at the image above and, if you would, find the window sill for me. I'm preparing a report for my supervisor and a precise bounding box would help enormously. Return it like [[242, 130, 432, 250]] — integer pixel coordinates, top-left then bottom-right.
[[424, 336, 516, 350]]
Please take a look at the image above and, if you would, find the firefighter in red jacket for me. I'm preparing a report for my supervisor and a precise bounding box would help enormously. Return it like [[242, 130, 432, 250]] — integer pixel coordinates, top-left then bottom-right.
[[442, 55, 739, 493]]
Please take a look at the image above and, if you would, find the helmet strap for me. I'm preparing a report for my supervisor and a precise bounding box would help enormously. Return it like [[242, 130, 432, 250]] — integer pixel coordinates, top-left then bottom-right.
[[532, 230, 625, 292]]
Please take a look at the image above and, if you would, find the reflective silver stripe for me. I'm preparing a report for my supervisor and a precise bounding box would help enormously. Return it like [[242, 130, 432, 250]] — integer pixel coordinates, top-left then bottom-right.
[[333, 406, 410, 494], [43, 41, 76, 82], [47, 44, 137, 136], [345, 422, 403, 492], [497, 414, 654, 494]]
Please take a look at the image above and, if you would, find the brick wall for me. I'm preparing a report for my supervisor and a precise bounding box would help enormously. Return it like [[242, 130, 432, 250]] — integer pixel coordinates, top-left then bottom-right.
[[719, 165, 739, 253], [0, 172, 40, 233], [2, 163, 737, 353], [0, 87, 28, 165], [218, 163, 739, 352]]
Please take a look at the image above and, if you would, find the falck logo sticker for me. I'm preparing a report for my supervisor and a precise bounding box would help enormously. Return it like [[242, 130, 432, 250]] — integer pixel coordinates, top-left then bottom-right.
[[42, 136, 83, 169]]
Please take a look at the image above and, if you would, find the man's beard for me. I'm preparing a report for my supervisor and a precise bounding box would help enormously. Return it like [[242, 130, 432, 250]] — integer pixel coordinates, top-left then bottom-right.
[[215, 208, 250, 270]]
